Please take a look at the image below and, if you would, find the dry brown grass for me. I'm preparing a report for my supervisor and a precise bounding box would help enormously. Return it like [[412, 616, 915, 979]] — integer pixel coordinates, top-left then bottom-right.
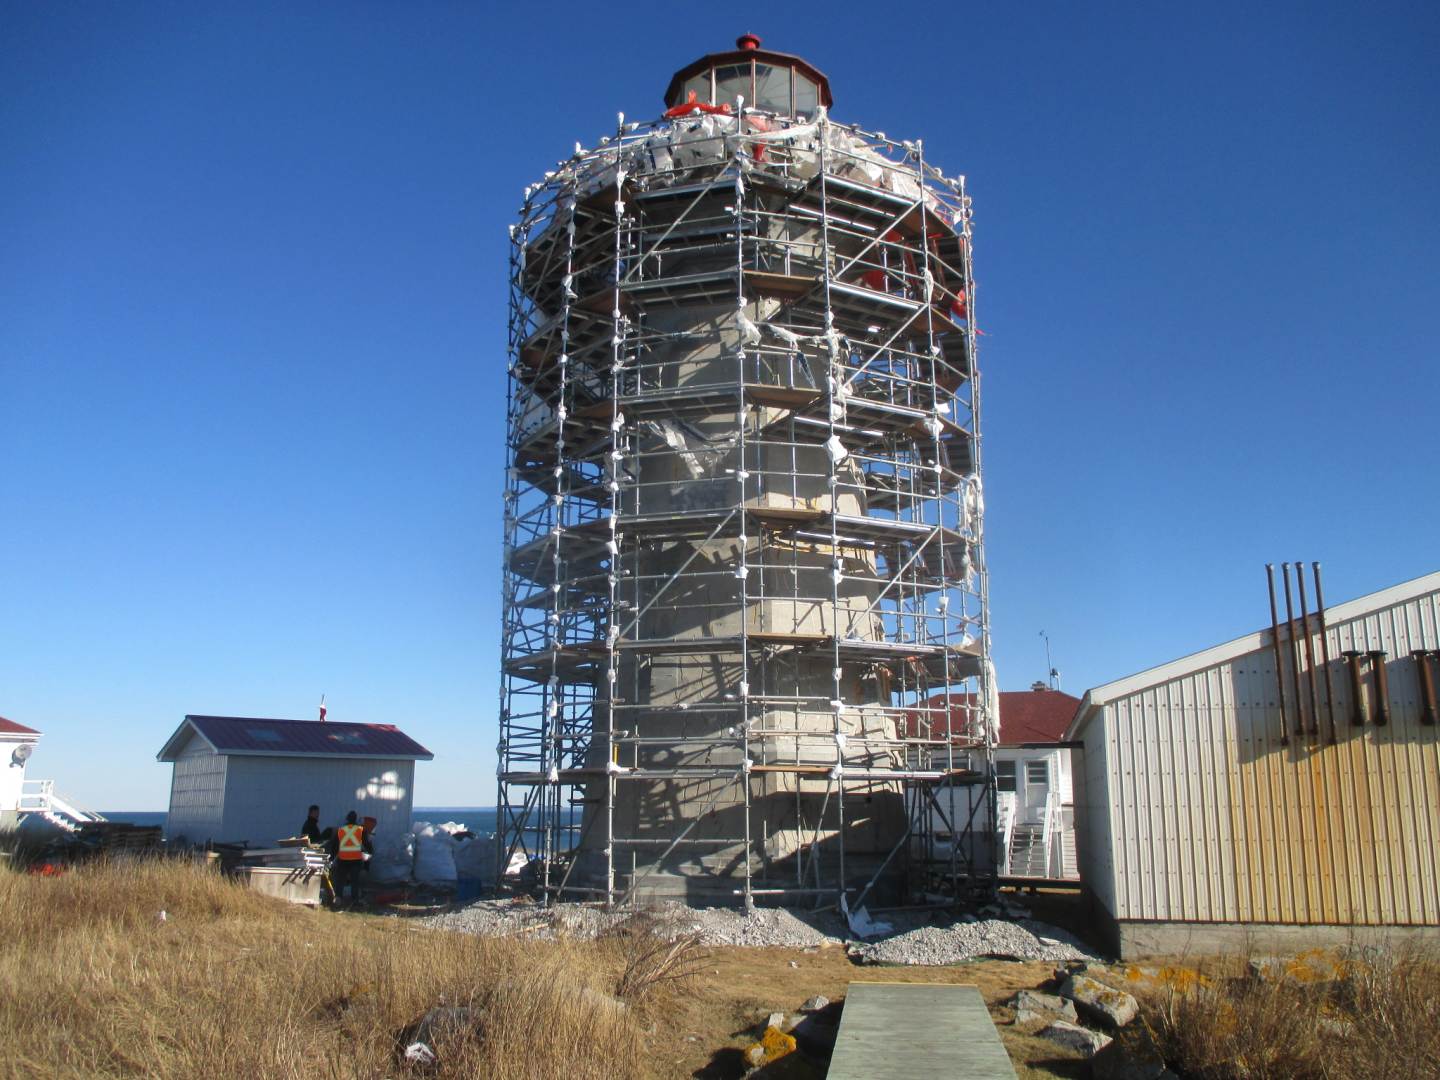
[[1136, 949, 1440, 1079], [0, 858, 688, 1080]]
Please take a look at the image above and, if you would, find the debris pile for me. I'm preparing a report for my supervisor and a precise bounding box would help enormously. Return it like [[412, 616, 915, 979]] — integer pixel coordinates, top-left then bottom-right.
[[849, 918, 1097, 965]]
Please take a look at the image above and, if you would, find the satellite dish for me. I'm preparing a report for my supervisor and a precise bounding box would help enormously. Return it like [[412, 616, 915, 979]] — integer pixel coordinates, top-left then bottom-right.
[[11, 743, 33, 767]]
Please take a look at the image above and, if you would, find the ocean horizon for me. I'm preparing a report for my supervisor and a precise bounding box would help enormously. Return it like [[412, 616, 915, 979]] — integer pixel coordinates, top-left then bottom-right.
[[101, 807, 503, 835]]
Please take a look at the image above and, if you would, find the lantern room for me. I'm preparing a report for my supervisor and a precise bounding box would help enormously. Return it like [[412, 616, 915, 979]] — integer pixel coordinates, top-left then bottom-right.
[[663, 33, 834, 118]]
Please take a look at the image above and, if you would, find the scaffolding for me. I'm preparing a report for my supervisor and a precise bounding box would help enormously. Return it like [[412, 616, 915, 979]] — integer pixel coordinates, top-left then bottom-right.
[[497, 67, 994, 910]]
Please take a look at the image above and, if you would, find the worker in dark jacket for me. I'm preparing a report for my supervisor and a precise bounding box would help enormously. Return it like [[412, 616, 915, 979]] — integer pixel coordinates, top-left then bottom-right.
[[299, 804, 330, 844], [328, 810, 371, 907]]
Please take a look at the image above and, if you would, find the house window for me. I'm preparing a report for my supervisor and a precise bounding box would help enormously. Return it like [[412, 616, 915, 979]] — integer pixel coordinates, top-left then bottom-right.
[[995, 760, 1016, 792], [1026, 760, 1050, 787]]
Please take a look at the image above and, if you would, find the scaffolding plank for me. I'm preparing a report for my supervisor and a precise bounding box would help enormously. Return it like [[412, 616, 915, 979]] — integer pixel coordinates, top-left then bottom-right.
[[827, 983, 1016, 1080]]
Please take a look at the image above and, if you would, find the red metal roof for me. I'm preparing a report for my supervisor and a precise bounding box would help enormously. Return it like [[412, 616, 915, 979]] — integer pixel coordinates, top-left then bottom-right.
[[903, 689, 1081, 746], [158, 715, 433, 761], [0, 716, 40, 736], [995, 689, 1082, 744]]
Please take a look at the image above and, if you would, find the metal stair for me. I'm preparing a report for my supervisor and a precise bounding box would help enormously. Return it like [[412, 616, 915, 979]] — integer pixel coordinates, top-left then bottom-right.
[[1006, 822, 1048, 878], [17, 781, 105, 832], [1059, 822, 1078, 879]]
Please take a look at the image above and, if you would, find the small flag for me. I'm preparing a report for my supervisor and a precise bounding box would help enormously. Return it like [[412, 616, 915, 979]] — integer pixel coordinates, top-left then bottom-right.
[[319, 695, 327, 723]]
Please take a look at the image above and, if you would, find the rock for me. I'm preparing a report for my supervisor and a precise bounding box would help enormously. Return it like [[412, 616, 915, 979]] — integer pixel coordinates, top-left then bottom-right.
[[800, 995, 829, 1012], [742, 1025, 798, 1069], [1092, 1028, 1175, 1080], [765, 1012, 786, 1031], [402, 1041, 437, 1068], [1038, 1020, 1112, 1057], [412, 1005, 480, 1045], [1247, 950, 1347, 986], [1010, 990, 1077, 1024], [789, 960, 799, 968], [401, 1006, 481, 1070], [1060, 974, 1138, 1029], [1053, 961, 1088, 983], [791, 1011, 840, 1054]]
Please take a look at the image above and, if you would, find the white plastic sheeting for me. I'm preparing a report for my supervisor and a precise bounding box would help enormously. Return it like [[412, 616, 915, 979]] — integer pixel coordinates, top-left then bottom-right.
[[412, 821, 460, 885], [553, 108, 948, 222], [369, 829, 415, 883]]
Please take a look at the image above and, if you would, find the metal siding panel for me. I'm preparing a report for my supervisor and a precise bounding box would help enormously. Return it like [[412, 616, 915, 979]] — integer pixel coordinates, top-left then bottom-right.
[[1112, 700, 1137, 919], [1095, 581, 1440, 929], [1201, 665, 1228, 920], [164, 743, 227, 842], [221, 757, 417, 846], [1139, 691, 1164, 919], [1083, 711, 1118, 917]]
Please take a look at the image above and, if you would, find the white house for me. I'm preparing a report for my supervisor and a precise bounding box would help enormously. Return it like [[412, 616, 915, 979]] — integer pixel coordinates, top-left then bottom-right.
[[1067, 570, 1440, 958], [991, 687, 1081, 880], [157, 715, 433, 847], [1, 717, 42, 832], [913, 688, 1081, 881]]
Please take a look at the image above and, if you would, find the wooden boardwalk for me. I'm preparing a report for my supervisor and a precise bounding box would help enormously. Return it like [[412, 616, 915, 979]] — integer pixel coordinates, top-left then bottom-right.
[[826, 982, 1017, 1079]]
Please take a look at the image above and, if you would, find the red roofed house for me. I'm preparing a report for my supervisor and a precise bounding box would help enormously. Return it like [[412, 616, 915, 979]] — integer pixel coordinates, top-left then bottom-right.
[[157, 715, 433, 847], [1, 716, 42, 831], [993, 686, 1081, 880], [915, 686, 1081, 880]]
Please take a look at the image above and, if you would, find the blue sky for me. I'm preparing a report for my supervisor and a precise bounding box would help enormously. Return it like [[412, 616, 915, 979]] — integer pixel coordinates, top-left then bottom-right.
[[3, 3, 1436, 809]]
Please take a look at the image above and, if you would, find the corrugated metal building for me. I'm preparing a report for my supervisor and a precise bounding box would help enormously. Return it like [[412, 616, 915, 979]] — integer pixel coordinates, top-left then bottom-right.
[[158, 715, 433, 847], [1067, 571, 1440, 957]]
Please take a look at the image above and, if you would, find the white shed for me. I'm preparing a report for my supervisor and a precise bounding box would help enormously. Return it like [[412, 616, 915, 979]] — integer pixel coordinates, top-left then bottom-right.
[[157, 715, 433, 847], [1067, 570, 1440, 958]]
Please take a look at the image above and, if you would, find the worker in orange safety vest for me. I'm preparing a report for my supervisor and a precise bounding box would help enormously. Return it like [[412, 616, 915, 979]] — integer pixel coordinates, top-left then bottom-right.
[[327, 810, 371, 907]]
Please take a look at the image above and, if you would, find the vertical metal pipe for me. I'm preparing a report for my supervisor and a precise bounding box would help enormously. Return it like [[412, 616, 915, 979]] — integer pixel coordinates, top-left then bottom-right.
[[1281, 563, 1305, 736], [1411, 651, 1438, 726], [1311, 563, 1340, 743], [1342, 651, 1368, 725], [1368, 651, 1390, 727], [1294, 562, 1321, 737], [1265, 565, 1290, 745]]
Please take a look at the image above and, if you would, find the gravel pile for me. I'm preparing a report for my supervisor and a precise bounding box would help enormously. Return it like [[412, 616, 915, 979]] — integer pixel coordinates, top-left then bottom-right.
[[416, 900, 1098, 964], [656, 905, 842, 948], [850, 918, 1097, 966], [414, 899, 842, 948]]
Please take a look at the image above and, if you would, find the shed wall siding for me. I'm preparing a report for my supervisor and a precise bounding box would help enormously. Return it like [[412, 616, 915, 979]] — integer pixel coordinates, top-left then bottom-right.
[[1099, 586, 1440, 926], [1075, 713, 1116, 916], [219, 757, 416, 846], [164, 736, 227, 842]]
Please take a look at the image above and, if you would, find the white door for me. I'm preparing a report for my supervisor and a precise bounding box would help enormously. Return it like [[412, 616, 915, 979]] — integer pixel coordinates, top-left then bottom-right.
[[1021, 756, 1050, 819]]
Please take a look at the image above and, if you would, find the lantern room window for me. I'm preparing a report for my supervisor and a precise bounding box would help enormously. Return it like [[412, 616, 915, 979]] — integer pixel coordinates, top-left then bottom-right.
[[794, 75, 819, 118], [714, 63, 750, 109], [754, 64, 791, 113]]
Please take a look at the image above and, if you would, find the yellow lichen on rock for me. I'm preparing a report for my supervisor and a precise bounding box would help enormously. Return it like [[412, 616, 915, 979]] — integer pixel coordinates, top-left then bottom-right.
[[747, 1024, 797, 1063]]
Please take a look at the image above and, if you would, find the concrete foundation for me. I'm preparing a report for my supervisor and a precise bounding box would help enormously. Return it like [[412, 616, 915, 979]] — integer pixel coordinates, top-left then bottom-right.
[[1100, 907, 1440, 960]]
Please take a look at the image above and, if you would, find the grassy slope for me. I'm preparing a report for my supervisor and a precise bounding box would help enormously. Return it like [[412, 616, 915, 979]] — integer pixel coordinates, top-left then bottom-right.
[[0, 860, 655, 1079], [0, 859, 1091, 1079], [12, 860, 1428, 1079]]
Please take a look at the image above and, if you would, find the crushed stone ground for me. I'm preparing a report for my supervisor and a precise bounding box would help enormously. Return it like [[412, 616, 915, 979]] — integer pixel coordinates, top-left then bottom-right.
[[413, 898, 1100, 964]]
